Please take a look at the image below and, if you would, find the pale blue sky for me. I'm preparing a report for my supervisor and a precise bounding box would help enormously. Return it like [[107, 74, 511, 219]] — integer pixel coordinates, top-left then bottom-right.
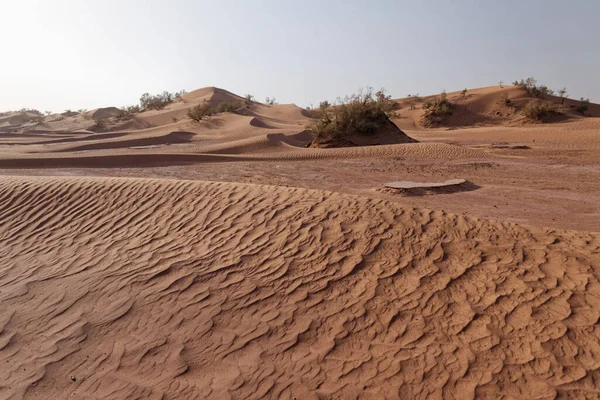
[[1, 0, 598, 112]]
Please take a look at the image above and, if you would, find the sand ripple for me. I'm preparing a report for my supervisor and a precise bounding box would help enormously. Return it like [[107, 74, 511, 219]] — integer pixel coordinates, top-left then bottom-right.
[[0, 176, 599, 399]]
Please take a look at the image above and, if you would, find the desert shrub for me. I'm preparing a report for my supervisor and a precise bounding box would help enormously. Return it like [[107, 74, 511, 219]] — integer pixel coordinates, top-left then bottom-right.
[[19, 108, 42, 115], [244, 94, 255, 107], [265, 97, 278, 105], [558, 88, 568, 104], [140, 92, 172, 110], [187, 100, 214, 122], [216, 101, 243, 113], [422, 91, 454, 126], [45, 111, 52, 116], [116, 105, 141, 121], [522, 100, 559, 121], [174, 90, 187, 100], [308, 87, 396, 142], [139, 90, 186, 111], [304, 103, 323, 118], [406, 94, 422, 110], [499, 80, 504, 88], [576, 98, 590, 114], [514, 77, 554, 97], [90, 118, 108, 132], [460, 88, 468, 98]]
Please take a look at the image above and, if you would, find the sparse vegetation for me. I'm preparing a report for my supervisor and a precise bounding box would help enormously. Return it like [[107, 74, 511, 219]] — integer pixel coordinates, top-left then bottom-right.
[[406, 94, 422, 110], [116, 105, 141, 121], [244, 94, 255, 107], [522, 100, 560, 122], [558, 88, 568, 104], [308, 87, 398, 144], [90, 118, 108, 132], [140, 92, 173, 111], [499, 80, 504, 88], [216, 101, 243, 113], [319, 100, 331, 110], [576, 98, 590, 115], [460, 88, 468, 98], [265, 97, 278, 105], [514, 77, 554, 97], [139, 90, 186, 111], [187, 100, 214, 122], [422, 91, 455, 126]]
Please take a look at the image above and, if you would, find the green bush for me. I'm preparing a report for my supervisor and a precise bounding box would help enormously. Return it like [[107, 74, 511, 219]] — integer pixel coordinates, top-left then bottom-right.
[[308, 87, 396, 143], [187, 100, 214, 122], [422, 91, 454, 126], [522, 100, 559, 121]]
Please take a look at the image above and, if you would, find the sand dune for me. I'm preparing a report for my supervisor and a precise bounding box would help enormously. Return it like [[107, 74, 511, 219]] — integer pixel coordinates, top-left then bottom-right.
[[1, 85, 600, 399], [1, 176, 599, 399]]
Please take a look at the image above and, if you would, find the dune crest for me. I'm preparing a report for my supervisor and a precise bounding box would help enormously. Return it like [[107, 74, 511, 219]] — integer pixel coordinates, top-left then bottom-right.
[[1, 176, 599, 399]]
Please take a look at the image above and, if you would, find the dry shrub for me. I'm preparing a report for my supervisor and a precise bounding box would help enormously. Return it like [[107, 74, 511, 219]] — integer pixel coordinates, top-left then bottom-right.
[[422, 91, 454, 126], [187, 100, 214, 122], [522, 100, 560, 122], [308, 87, 397, 143]]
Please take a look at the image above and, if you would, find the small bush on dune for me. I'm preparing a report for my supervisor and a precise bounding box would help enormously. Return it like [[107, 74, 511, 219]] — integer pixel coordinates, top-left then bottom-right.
[[422, 91, 455, 126], [116, 105, 141, 121], [406, 94, 422, 110], [308, 87, 397, 144], [216, 101, 243, 113], [576, 98, 590, 115], [139, 90, 186, 111], [558, 88, 568, 104], [522, 100, 559, 122], [90, 118, 108, 132], [514, 77, 554, 97], [244, 94, 255, 107], [265, 97, 278, 105], [187, 100, 214, 122]]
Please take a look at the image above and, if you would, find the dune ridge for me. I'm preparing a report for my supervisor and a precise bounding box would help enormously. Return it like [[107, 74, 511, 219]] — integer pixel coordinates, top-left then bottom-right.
[[1, 176, 599, 399]]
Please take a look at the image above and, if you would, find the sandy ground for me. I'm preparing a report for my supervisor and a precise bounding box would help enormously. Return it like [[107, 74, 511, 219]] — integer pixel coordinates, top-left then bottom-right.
[[1, 86, 600, 399]]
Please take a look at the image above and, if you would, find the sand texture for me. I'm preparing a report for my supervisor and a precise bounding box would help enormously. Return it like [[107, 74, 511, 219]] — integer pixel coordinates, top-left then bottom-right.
[[1, 176, 599, 399], [1, 85, 600, 399]]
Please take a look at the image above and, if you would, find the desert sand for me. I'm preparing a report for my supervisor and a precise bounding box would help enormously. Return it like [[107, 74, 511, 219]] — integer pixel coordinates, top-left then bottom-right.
[[1, 86, 600, 399]]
